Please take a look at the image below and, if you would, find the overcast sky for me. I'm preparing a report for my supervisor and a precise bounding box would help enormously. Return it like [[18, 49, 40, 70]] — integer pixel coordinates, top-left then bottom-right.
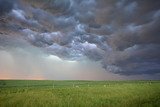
[[0, 0, 160, 80]]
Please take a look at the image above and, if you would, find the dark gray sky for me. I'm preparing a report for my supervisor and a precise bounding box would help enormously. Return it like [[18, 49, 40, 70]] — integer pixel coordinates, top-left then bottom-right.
[[0, 0, 160, 80]]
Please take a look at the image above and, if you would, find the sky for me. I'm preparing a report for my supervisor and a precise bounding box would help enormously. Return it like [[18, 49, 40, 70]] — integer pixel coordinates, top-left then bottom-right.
[[0, 0, 160, 80]]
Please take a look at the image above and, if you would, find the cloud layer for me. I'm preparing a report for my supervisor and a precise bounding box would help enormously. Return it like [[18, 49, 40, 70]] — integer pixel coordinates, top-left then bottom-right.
[[0, 0, 160, 76]]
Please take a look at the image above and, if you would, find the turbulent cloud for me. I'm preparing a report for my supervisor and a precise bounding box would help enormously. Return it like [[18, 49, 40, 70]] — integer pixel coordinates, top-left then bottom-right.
[[0, 0, 160, 77]]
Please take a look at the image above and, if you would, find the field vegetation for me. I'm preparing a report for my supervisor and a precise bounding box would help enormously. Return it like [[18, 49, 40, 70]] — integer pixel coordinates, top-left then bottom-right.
[[0, 80, 160, 107]]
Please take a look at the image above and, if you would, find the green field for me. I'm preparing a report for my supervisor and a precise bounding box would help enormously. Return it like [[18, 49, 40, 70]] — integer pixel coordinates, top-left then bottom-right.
[[0, 80, 160, 107]]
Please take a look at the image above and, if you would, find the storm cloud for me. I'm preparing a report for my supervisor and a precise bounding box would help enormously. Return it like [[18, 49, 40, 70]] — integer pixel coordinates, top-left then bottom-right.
[[0, 0, 160, 78], [0, 0, 15, 16]]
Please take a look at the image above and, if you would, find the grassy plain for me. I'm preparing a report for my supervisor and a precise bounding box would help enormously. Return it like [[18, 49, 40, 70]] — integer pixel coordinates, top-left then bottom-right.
[[0, 80, 160, 107]]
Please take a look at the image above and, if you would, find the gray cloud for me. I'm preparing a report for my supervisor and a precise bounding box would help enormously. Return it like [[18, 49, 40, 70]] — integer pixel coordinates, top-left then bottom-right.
[[0, 0, 160, 76], [0, 0, 15, 16]]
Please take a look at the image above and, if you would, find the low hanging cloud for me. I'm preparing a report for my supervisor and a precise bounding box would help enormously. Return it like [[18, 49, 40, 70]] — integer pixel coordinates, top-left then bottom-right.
[[0, 0, 160, 76]]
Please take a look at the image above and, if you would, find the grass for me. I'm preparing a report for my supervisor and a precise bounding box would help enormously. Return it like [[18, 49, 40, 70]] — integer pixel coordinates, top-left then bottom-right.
[[0, 80, 160, 107]]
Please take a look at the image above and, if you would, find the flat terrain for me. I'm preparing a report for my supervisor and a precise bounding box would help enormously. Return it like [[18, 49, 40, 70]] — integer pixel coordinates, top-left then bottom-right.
[[0, 80, 160, 107]]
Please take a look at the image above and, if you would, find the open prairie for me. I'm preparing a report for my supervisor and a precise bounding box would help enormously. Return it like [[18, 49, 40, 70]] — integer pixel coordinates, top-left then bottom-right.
[[0, 80, 160, 107]]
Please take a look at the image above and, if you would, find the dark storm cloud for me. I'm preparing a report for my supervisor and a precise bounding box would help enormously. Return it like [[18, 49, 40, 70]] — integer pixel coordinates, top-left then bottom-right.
[[102, 44, 160, 75], [28, 0, 96, 32], [0, 0, 15, 16], [1, 0, 160, 75]]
